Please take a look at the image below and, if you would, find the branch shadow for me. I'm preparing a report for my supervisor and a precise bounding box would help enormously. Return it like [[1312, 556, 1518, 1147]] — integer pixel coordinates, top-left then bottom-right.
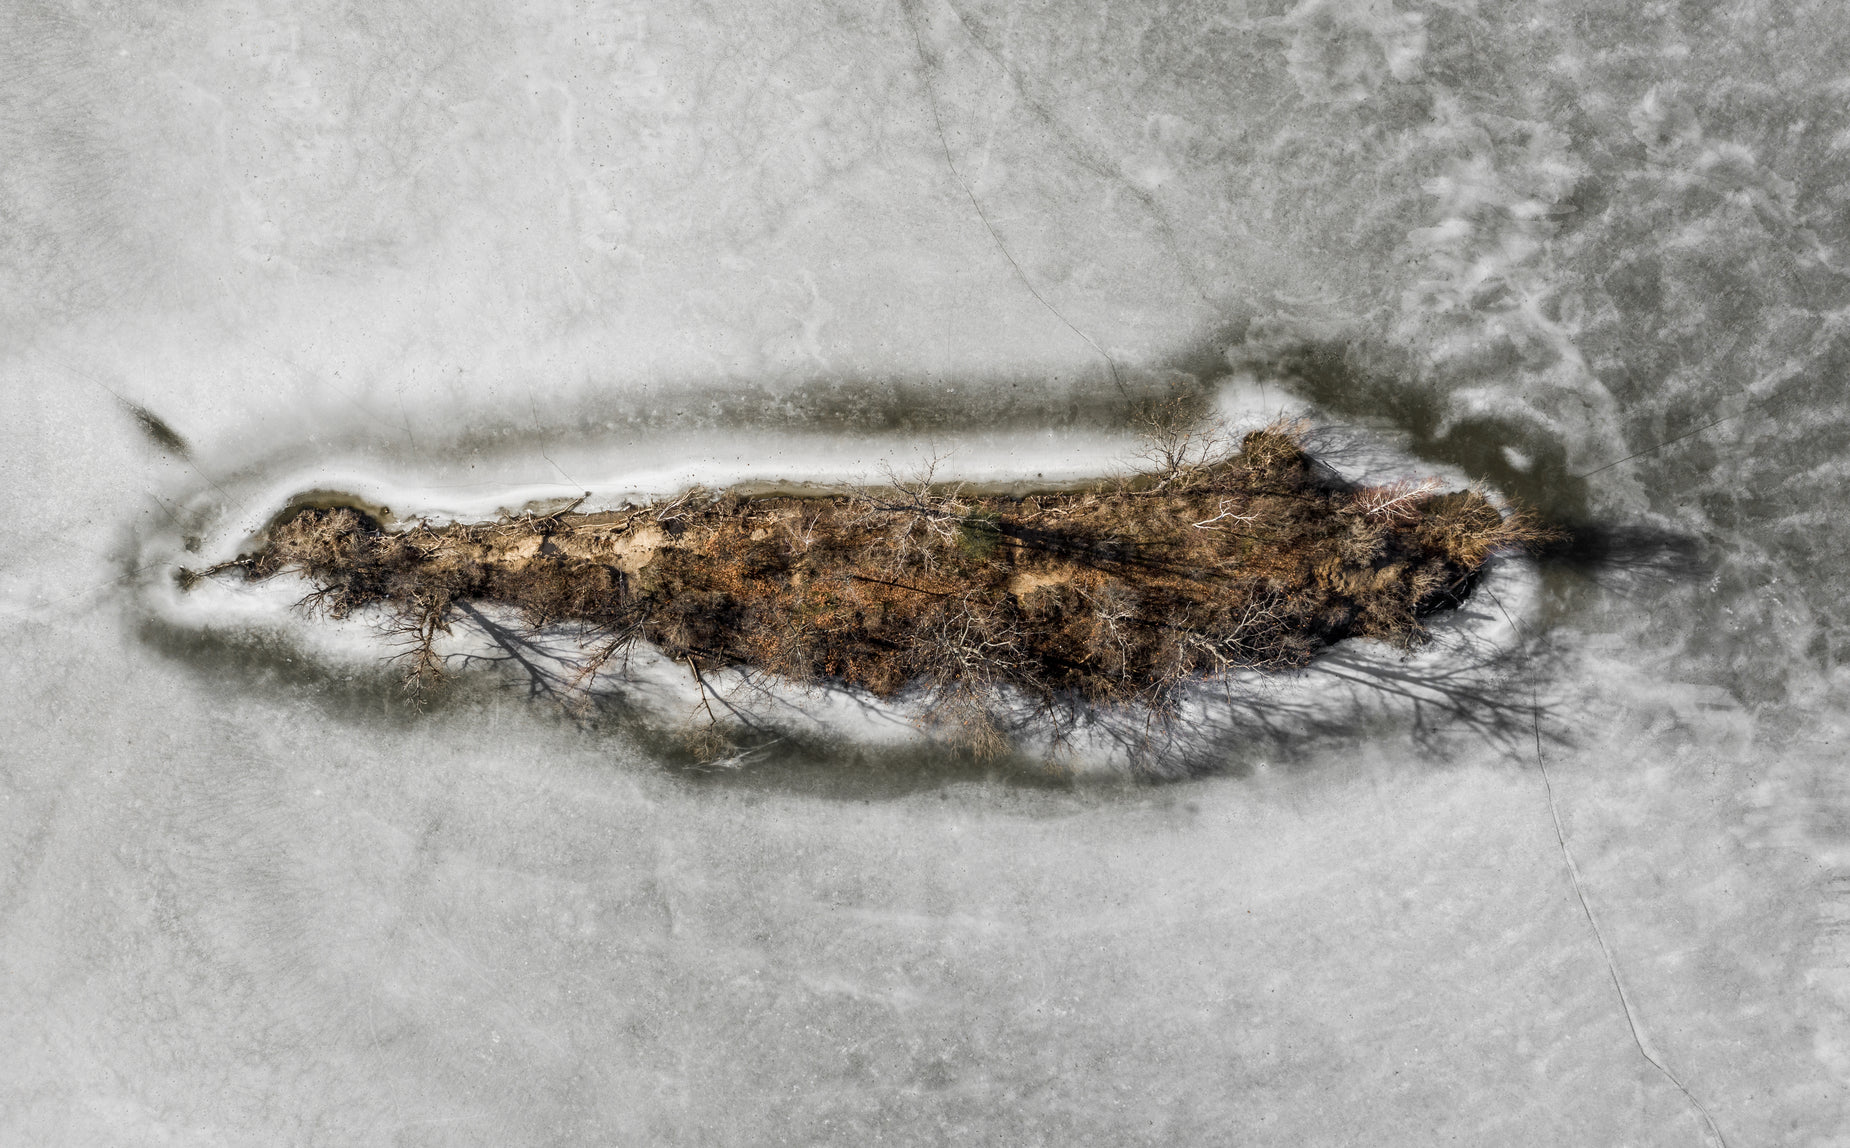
[[1224, 334, 1712, 591]]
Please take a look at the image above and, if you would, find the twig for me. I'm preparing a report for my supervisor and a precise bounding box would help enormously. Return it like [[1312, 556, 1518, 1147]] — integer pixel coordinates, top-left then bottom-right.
[[686, 655, 719, 727]]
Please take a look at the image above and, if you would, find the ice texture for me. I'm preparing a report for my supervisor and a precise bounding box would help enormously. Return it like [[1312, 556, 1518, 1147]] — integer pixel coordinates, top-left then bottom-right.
[[4, 0, 1850, 1144]]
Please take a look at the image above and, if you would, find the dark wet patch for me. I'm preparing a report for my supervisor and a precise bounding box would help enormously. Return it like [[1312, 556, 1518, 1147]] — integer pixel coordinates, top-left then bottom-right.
[[1232, 338, 1594, 525], [127, 403, 191, 457], [136, 613, 444, 729]]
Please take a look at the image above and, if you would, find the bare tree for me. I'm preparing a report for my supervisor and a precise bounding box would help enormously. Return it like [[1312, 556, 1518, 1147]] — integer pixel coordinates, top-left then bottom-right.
[[850, 453, 970, 571], [911, 594, 1028, 757], [1129, 395, 1228, 491]]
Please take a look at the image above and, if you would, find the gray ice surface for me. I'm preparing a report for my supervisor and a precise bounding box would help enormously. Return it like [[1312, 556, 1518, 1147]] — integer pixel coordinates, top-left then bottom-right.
[[4, 1, 1850, 1144]]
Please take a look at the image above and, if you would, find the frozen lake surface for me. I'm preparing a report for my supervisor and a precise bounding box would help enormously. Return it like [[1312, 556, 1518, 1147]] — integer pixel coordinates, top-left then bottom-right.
[[5, 0, 1850, 1143]]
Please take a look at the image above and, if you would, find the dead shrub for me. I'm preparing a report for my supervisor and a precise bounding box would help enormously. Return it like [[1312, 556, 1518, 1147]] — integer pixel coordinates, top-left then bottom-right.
[[1238, 418, 1312, 476]]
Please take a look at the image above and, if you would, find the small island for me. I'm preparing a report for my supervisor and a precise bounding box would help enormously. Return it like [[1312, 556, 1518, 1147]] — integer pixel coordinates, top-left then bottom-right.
[[195, 416, 1545, 755]]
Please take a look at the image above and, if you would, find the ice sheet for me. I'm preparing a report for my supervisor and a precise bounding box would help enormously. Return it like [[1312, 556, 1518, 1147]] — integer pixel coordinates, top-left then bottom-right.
[[5, 0, 1849, 1144]]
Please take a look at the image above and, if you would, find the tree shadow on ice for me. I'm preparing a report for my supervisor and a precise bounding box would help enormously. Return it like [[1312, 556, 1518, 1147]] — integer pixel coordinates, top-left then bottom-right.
[[1225, 335, 1595, 523], [420, 364, 1187, 450], [420, 595, 1561, 793], [137, 586, 1560, 797], [1224, 333, 1709, 592], [136, 613, 451, 730]]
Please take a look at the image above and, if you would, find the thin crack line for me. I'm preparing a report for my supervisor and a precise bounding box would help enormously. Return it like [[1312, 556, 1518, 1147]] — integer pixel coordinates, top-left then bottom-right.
[[939, 0, 1213, 305], [1485, 589, 1729, 1148], [526, 377, 576, 485], [1574, 411, 1741, 479], [1531, 702, 1729, 1148], [1573, 308, 1850, 479], [900, 0, 1127, 396], [0, 563, 167, 620]]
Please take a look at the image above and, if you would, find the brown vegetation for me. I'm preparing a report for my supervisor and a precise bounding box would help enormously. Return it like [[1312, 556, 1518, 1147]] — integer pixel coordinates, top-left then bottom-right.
[[196, 416, 1550, 755]]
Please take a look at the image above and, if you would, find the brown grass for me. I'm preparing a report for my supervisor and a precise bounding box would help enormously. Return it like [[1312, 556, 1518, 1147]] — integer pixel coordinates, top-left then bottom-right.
[[206, 419, 1552, 751]]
